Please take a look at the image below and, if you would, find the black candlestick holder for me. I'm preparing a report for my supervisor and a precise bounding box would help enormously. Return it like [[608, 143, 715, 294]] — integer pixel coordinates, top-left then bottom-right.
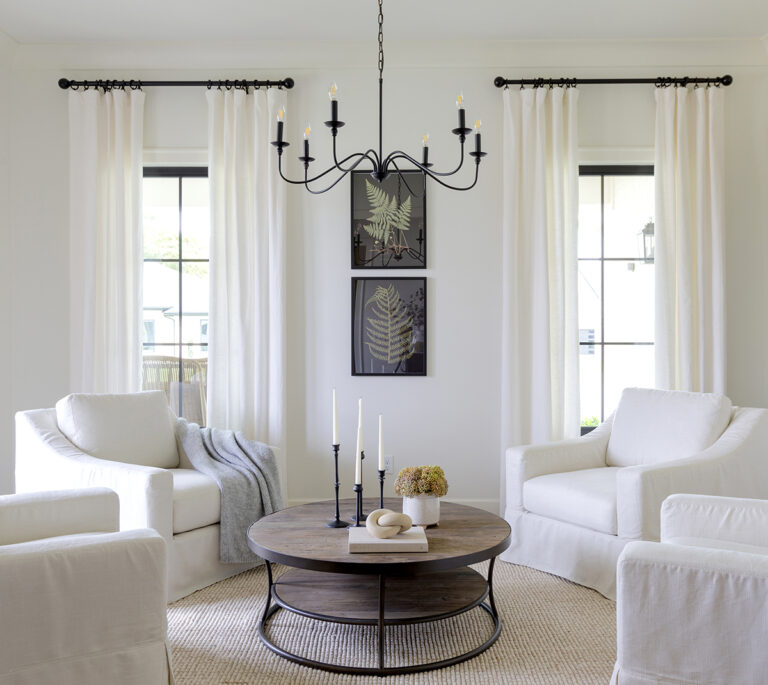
[[349, 451, 367, 524], [378, 469, 385, 509], [352, 483, 365, 527], [326, 444, 347, 528]]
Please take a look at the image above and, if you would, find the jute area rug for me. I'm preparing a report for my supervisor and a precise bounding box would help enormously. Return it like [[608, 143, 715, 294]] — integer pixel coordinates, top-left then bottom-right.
[[168, 561, 616, 685]]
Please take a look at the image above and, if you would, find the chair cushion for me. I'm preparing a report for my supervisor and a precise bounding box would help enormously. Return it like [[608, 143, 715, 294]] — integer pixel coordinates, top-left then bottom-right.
[[606, 388, 732, 467], [172, 469, 220, 534], [524, 467, 620, 535], [56, 391, 179, 469]]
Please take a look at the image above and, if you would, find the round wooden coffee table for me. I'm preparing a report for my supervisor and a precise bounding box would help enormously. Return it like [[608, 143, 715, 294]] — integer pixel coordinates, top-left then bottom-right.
[[247, 498, 511, 676]]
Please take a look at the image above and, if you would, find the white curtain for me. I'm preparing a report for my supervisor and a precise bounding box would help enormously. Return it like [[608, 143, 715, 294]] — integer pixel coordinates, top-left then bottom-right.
[[206, 87, 287, 452], [68, 88, 144, 393], [501, 86, 580, 464], [654, 86, 726, 393]]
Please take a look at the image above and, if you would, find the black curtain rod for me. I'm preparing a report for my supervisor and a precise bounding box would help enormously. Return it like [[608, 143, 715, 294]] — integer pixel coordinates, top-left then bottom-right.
[[493, 74, 733, 88], [58, 77, 294, 90]]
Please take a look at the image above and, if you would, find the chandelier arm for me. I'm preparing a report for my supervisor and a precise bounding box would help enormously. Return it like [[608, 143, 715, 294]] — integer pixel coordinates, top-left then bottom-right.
[[302, 165, 359, 195], [332, 136, 380, 173], [333, 150, 379, 174], [278, 150, 376, 186], [385, 151, 479, 190], [385, 141, 466, 177], [276, 156, 322, 186], [422, 160, 480, 191], [385, 158, 419, 196]]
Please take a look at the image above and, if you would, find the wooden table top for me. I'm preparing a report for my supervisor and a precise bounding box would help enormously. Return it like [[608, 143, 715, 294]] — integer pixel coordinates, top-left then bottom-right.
[[247, 498, 511, 576]]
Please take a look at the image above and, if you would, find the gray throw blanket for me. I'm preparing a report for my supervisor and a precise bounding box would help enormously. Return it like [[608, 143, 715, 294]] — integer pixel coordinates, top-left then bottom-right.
[[176, 418, 283, 563]]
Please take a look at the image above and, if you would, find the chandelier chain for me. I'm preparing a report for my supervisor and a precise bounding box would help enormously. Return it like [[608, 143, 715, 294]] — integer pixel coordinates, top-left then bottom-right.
[[377, 0, 384, 80]]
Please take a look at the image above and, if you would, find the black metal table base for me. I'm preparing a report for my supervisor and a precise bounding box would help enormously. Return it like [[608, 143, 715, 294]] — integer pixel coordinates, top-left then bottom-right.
[[257, 559, 502, 676]]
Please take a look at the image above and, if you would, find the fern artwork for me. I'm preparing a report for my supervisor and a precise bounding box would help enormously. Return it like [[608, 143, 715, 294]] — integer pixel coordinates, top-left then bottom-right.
[[352, 277, 426, 376], [351, 170, 426, 269]]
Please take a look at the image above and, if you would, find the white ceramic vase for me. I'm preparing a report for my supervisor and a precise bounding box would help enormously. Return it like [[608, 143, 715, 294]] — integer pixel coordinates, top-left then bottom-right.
[[402, 495, 440, 526]]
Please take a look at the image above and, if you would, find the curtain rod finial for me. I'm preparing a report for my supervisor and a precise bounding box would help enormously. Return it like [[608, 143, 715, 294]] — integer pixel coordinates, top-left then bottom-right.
[[284, 77, 295, 89], [721, 74, 733, 86], [494, 76, 506, 88], [58, 78, 71, 90]]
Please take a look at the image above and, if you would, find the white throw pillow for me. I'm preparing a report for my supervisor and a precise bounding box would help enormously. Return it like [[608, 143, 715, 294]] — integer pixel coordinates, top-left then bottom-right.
[[56, 391, 179, 468], [606, 387, 732, 467]]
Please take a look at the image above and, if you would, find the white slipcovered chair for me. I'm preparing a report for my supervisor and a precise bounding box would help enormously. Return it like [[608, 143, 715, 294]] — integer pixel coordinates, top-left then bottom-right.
[[502, 387, 768, 598], [613, 494, 768, 684], [15, 391, 258, 601], [0, 488, 172, 685]]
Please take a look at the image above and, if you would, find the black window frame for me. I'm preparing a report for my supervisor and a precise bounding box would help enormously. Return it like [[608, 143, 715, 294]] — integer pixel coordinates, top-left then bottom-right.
[[578, 164, 654, 423], [142, 166, 209, 416]]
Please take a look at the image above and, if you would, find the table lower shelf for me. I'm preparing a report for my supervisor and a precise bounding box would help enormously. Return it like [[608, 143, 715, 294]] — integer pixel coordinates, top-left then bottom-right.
[[272, 566, 489, 624], [259, 559, 502, 675]]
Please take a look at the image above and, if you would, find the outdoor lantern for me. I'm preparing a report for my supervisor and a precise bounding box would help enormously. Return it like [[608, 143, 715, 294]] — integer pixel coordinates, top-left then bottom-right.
[[641, 220, 655, 263]]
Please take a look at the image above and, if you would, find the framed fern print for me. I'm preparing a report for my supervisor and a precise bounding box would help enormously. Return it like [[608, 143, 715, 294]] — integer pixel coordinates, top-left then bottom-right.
[[351, 277, 426, 376], [351, 170, 426, 268]]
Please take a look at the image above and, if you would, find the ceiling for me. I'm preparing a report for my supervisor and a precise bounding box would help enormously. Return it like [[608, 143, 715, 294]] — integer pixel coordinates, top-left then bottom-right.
[[1, 0, 767, 44]]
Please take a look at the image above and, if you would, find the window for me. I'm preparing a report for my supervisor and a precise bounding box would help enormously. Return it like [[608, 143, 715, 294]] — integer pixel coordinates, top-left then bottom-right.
[[578, 166, 655, 426], [142, 167, 210, 425]]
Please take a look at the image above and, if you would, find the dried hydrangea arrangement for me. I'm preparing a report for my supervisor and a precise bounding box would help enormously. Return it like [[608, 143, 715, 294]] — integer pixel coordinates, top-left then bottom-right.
[[393, 465, 449, 498]]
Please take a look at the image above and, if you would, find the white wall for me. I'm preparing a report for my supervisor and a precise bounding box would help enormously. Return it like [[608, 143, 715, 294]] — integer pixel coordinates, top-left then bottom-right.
[[2, 38, 767, 508], [0, 31, 17, 494]]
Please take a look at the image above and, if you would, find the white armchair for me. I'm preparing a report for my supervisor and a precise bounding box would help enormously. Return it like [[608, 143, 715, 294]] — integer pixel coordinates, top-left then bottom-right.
[[15, 391, 257, 601], [0, 488, 172, 685], [502, 387, 768, 598], [613, 494, 768, 685]]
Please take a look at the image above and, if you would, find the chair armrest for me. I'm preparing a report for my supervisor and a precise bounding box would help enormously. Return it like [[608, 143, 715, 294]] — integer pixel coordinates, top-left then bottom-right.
[[616, 540, 768, 684], [661, 494, 768, 548], [0, 488, 118, 545], [15, 410, 174, 540], [505, 417, 611, 510], [616, 406, 768, 541], [0, 529, 168, 677]]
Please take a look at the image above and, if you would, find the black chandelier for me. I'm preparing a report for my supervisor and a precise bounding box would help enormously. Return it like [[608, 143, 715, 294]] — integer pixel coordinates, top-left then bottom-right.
[[271, 0, 485, 194]]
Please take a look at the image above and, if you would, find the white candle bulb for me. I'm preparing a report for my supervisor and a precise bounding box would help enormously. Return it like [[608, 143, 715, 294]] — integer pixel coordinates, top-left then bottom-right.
[[474, 119, 482, 132], [378, 415, 384, 471], [303, 124, 311, 140], [276, 107, 285, 122], [328, 82, 339, 101], [456, 92, 464, 108], [422, 133, 430, 147], [332, 388, 338, 445], [355, 398, 363, 484]]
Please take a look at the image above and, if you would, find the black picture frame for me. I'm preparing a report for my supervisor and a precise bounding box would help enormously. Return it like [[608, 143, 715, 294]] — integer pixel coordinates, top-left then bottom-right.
[[351, 170, 426, 269], [351, 277, 427, 376]]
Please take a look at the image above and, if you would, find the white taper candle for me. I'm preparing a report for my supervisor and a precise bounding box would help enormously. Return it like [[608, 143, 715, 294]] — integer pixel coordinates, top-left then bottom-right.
[[332, 388, 338, 445], [355, 398, 363, 484], [378, 415, 384, 471]]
